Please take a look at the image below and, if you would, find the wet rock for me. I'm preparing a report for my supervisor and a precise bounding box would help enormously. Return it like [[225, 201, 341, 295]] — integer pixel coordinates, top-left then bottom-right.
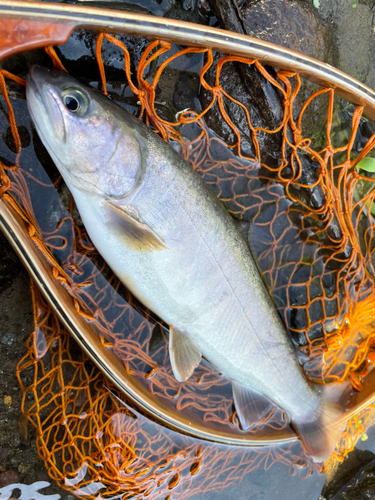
[[2, 126, 30, 154], [199, 0, 335, 170], [0, 469, 20, 488], [199, 53, 283, 166], [206, 0, 336, 143], [0, 233, 24, 295], [55, 29, 151, 88], [183, 0, 195, 10], [165, 0, 212, 24], [322, 448, 375, 499], [199, 53, 284, 159], [210, 0, 335, 63], [211, 0, 336, 142], [318, 0, 375, 91], [329, 456, 375, 500], [173, 73, 200, 112], [1, 49, 52, 81]]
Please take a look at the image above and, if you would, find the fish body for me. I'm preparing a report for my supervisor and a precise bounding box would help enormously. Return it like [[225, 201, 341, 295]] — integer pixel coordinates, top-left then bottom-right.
[[26, 66, 345, 461]]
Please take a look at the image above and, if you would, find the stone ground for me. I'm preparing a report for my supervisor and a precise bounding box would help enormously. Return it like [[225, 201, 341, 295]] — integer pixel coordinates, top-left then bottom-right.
[[1, 0, 375, 499]]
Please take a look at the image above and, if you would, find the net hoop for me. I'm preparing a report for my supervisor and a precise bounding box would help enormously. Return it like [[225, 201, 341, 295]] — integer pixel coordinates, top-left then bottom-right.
[[0, 0, 374, 120], [1, 3, 375, 448]]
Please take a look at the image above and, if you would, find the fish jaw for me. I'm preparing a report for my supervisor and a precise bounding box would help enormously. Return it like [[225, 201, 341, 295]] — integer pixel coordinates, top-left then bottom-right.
[[26, 67, 66, 164]]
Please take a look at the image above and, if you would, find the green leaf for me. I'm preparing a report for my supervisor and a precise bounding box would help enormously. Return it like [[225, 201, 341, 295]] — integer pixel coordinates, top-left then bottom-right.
[[357, 157, 375, 173], [313, 0, 319, 7]]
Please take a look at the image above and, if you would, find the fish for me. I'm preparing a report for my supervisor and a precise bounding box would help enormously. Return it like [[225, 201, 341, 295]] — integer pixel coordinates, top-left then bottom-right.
[[26, 65, 347, 462]]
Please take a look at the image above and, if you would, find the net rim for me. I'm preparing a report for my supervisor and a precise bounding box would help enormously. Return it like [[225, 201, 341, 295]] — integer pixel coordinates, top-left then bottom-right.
[[0, 0, 375, 120], [1, 5, 375, 447], [0, 197, 300, 447]]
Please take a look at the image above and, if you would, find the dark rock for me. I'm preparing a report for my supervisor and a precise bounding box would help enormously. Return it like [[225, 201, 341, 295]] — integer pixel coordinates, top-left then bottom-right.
[[329, 456, 375, 500], [55, 29, 151, 90], [2, 126, 30, 154], [199, 53, 283, 165], [207, 0, 337, 142], [210, 0, 335, 63], [71, 0, 175, 17], [0, 233, 24, 295], [182, 0, 195, 10], [290, 306, 308, 331], [0, 469, 20, 487], [173, 73, 200, 112], [164, 0, 211, 24], [318, 0, 375, 91]]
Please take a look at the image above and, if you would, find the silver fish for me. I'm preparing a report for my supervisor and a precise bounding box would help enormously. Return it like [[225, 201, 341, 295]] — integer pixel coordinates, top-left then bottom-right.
[[26, 65, 346, 461]]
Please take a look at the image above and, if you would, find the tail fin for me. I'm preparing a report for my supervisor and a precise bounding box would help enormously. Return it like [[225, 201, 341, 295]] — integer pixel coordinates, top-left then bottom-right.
[[291, 382, 349, 463]]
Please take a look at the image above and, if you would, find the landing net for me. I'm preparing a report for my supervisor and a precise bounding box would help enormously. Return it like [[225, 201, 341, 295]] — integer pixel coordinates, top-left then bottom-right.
[[0, 32, 375, 498]]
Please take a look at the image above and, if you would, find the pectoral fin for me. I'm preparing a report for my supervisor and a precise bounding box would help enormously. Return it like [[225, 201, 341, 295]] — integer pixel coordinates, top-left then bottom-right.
[[232, 382, 275, 430], [105, 201, 167, 252], [169, 326, 202, 382]]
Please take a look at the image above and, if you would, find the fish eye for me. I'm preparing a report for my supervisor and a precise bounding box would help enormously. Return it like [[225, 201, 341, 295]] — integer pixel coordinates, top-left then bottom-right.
[[62, 90, 87, 114], [64, 95, 79, 112]]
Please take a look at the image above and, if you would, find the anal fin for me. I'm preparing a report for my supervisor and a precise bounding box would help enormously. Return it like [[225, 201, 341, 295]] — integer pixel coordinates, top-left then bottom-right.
[[233, 381, 275, 430], [169, 326, 202, 382]]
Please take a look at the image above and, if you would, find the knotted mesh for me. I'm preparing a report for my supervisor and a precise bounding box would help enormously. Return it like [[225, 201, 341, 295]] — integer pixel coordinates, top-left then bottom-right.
[[0, 31, 375, 498]]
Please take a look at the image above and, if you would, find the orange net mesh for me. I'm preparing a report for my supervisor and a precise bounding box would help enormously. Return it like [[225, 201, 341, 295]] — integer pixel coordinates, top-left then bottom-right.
[[16, 283, 315, 499], [0, 31, 375, 497]]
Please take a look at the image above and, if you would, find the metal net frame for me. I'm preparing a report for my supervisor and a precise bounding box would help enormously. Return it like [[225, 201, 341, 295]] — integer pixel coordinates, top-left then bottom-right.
[[0, 31, 375, 498]]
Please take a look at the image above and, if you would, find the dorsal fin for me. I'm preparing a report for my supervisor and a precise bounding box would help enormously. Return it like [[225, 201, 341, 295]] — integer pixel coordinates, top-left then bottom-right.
[[105, 201, 168, 252], [169, 326, 202, 382]]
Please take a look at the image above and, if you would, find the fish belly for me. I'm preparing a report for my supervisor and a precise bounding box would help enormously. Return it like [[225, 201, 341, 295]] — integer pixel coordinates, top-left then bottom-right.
[[69, 155, 319, 422]]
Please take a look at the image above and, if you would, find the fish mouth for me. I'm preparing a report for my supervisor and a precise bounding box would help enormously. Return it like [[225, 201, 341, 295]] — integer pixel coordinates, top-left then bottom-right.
[[26, 65, 52, 128], [26, 65, 66, 144], [26, 65, 50, 105]]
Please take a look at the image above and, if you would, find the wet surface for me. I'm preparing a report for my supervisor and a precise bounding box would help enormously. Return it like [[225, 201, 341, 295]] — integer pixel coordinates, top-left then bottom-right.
[[318, 0, 375, 92], [1, 0, 375, 499]]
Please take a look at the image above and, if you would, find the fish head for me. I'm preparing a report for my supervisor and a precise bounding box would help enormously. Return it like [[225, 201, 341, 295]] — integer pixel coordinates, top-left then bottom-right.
[[26, 65, 142, 199]]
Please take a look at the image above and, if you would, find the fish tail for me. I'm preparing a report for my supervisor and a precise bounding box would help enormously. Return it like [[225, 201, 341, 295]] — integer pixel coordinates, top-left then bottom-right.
[[291, 382, 349, 463]]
